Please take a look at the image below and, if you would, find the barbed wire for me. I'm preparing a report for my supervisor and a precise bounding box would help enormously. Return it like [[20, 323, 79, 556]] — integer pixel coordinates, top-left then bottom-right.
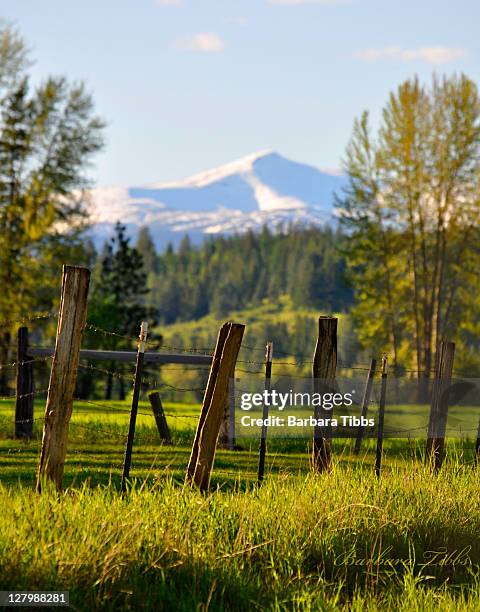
[[78, 361, 206, 393], [74, 397, 145, 415], [0, 388, 49, 401], [85, 322, 213, 355], [382, 425, 479, 435], [76, 357, 374, 385], [10, 416, 46, 425], [0, 359, 33, 371], [85, 323, 142, 344], [157, 345, 213, 355], [72, 397, 200, 421], [69, 420, 129, 439], [3, 410, 479, 435], [237, 359, 270, 366], [164, 413, 198, 420], [0, 315, 475, 379], [240, 345, 311, 360], [0, 311, 57, 330], [0, 355, 53, 372], [78, 362, 205, 393], [138, 371, 207, 392], [78, 361, 135, 383], [2, 318, 480, 456], [155, 365, 210, 372]]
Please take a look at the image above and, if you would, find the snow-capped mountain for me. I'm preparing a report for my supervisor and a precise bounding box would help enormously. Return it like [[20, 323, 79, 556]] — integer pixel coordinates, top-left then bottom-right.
[[87, 150, 345, 249]]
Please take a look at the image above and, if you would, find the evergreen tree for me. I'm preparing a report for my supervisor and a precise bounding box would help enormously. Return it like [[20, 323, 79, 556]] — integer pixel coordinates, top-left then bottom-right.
[[89, 223, 158, 398], [149, 227, 353, 325], [136, 226, 158, 274]]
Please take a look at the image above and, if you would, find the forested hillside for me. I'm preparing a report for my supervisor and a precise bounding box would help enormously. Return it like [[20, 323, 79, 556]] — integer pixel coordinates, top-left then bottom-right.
[[132, 225, 353, 324]]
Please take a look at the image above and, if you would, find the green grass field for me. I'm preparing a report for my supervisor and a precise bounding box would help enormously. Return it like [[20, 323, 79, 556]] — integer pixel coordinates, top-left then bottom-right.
[[1, 398, 480, 610]]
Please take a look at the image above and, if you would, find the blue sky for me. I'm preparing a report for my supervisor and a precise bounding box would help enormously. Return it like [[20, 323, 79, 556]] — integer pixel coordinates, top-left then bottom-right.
[[3, 0, 479, 186]]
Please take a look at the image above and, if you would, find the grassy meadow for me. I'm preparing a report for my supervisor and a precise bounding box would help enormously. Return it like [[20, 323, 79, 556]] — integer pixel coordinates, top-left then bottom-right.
[[1, 398, 480, 610]]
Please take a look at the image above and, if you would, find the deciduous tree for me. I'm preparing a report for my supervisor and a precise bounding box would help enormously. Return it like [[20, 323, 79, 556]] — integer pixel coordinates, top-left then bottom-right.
[[339, 74, 480, 377]]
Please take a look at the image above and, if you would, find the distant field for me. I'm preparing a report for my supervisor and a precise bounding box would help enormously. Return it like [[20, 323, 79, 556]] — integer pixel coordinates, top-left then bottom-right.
[[1, 398, 480, 610]]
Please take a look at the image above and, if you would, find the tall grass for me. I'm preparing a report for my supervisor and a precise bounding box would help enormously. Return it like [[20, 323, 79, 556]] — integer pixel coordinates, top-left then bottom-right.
[[1, 460, 479, 610]]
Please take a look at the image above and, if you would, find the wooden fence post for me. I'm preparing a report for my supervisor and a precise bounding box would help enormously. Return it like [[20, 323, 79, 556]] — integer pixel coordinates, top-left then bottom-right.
[[149, 391, 171, 444], [257, 341, 273, 485], [227, 373, 236, 450], [218, 362, 236, 450], [186, 322, 244, 491], [186, 322, 231, 482], [312, 316, 337, 472], [37, 266, 90, 492], [121, 321, 148, 493], [15, 326, 34, 439], [354, 358, 377, 455], [374, 355, 388, 477], [475, 417, 480, 466], [426, 341, 455, 472]]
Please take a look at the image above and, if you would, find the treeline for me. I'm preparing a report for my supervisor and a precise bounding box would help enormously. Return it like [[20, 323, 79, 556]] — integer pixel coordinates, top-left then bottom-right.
[[134, 225, 353, 324]]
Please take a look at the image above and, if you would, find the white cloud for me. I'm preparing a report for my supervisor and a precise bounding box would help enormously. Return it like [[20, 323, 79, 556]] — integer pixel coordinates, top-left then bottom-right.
[[155, 0, 183, 5], [174, 32, 225, 53], [354, 45, 466, 64], [267, 0, 349, 5]]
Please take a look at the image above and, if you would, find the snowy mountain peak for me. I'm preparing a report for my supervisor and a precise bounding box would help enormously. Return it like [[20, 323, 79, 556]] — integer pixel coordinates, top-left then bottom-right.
[[155, 149, 276, 189], [87, 151, 346, 249]]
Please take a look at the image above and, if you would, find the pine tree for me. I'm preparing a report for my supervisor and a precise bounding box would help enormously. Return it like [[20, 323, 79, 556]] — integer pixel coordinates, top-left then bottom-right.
[[136, 226, 158, 274], [89, 223, 158, 398]]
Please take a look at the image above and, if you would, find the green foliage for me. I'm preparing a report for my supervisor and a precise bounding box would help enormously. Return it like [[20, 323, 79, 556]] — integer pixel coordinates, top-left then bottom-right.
[[339, 74, 480, 374], [90, 223, 157, 342], [136, 226, 158, 274], [152, 297, 362, 400], [0, 24, 104, 389], [143, 226, 353, 325], [85, 223, 159, 399]]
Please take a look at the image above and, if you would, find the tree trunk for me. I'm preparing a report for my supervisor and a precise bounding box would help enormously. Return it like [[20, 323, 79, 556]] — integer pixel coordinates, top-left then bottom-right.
[[0, 331, 11, 395], [118, 376, 126, 401], [105, 372, 113, 400]]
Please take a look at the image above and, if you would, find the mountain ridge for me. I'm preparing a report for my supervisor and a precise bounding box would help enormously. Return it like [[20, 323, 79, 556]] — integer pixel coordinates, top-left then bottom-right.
[[86, 151, 345, 249]]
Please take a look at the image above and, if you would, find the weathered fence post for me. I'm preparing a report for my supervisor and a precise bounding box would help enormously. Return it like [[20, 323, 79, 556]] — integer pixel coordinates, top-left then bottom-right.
[[228, 373, 236, 450], [149, 391, 171, 444], [218, 362, 236, 450], [121, 321, 148, 494], [257, 341, 273, 485], [37, 266, 90, 492], [186, 323, 230, 482], [186, 322, 244, 491], [374, 355, 388, 478], [354, 358, 377, 455], [426, 341, 455, 472], [15, 326, 34, 438], [312, 316, 337, 472], [475, 417, 480, 466]]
